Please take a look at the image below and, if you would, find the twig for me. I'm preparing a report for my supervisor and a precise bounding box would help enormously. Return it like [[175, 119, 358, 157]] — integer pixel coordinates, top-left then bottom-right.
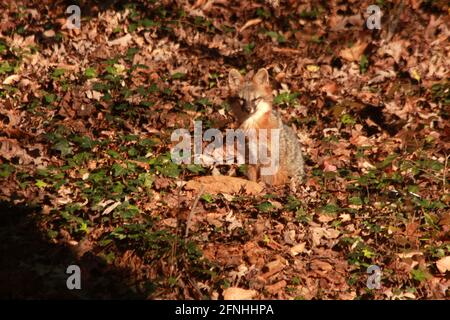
[[386, 0, 404, 42], [185, 185, 205, 238], [444, 153, 449, 194], [272, 47, 303, 55]]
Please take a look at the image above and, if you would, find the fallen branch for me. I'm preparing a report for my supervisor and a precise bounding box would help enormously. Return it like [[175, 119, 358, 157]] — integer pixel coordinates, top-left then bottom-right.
[[185, 185, 205, 238]]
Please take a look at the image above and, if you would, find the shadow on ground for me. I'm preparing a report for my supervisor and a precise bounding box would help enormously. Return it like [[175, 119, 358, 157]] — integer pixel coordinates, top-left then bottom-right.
[[0, 201, 148, 299]]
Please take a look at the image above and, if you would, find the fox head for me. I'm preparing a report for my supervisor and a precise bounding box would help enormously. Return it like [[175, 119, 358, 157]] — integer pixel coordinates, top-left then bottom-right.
[[228, 68, 273, 115]]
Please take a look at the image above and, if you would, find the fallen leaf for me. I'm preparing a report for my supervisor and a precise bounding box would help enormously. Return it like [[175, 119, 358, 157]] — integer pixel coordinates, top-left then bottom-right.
[[239, 18, 262, 33], [102, 201, 121, 215], [436, 256, 450, 274], [3, 74, 20, 85], [290, 242, 306, 256], [265, 280, 287, 295], [223, 287, 257, 300], [306, 65, 320, 72], [108, 34, 132, 46], [339, 40, 368, 62], [43, 29, 55, 37], [397, 251, 423, 259]]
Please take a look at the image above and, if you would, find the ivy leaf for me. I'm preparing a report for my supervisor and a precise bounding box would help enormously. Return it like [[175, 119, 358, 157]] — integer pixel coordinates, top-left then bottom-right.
[[35, 179, 48, 188]]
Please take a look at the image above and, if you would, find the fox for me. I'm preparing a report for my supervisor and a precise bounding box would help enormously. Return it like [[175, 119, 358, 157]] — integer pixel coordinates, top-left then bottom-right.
[[228, 68, 305, 186]]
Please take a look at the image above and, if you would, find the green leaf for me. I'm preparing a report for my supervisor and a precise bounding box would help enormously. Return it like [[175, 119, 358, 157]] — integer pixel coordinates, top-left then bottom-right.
[[88, 170, 108, 184], [407, 185, 419, 194], [35, 179, 48, 188], [52, 68, 66, 78], [44, 93, 56, 104], [320, 204, 340, 214], [127, 147, 138, 157], [359, 54, 369, 73], [299, 7, 320, 19], [341, 114, 356, 125], [257, 201, 274, 213], [196, 97, 212, 107], [201, 193, 214, 203], [140, 101, 155, 108], [349, 196, 363, 205], [256, 8, 271, 18], [128, 23, 138, 33], [243, 43, 255, 54], [0, 61, 14, 74], [112, 163, 127, 177], [84, 67, 97, 78], [265, 31, 286, 43], [53, 139, 72, 156], [107, 150, 122, 159], [362, 248, 376, 258], [158, 162, 180, 178], [285, 196, 301, 211], [0, 43, 7, 54], [140, 19, 159, 28], [171, 72, 186, 79], [186, 164, 205, 174], [138, 172, 154, 189], [0, 164, 15, 178], [377, 154, 398, 169], [273, 92, 299, 105], [73, 135, 96, 149], [106, 65, 117, 75], [410, 268, 431, 282]]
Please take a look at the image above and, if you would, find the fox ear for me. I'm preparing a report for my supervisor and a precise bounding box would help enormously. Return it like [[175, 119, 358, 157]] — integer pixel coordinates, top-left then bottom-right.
[[253, 68, 269, 85], [228, 69, 243, 89]]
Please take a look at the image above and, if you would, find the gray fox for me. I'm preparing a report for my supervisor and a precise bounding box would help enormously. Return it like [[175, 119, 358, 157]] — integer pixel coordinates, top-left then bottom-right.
[[228, 68, 305, 186]]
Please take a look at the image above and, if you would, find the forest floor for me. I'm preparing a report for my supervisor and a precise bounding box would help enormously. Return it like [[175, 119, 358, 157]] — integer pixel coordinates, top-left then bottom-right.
[[0, 0, 449, 299]]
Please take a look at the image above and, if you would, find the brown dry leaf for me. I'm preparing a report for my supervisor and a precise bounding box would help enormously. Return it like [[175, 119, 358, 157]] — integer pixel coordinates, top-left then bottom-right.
[[72, 238, 94, 259], [340, 291, 357, 300], [310, 259, 333, 272], [2, 74, 20, 85], [244, 242, 265, 267], [203, 244, 243, 268], [397, 251, 423, 259], [290, 242, 306, 256], [239, 18, 262, 33], [350, 125, 371, 147], [102, 201, 121, 215], [317, 214, 335, 223], [312, 227, 340, 243], [43, 29, 55, 37], [339, 40, 368, 62], [265, 280, 287, 295], [0, 108, 22, 131], [0, 138, 34, 165], [439, 213, 450, 232], [262, 257, 287, 279], [107, 34, 132, 46], [436, 256, 450, 274], [223, 287, 257, 300], [329, 14, 364, 31], [323, 159, 338, 172], [161, 218, 178, 228], [205, 212, 224, 228], [185, 176, 263, 195], [378, 40, 409, 64]]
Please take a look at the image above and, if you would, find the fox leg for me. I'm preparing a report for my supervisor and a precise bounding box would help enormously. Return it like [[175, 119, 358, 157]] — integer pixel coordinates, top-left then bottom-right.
[[261, 170, 288, 186], [260, 173, 275, 185], [246, 165, 258, 182]]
